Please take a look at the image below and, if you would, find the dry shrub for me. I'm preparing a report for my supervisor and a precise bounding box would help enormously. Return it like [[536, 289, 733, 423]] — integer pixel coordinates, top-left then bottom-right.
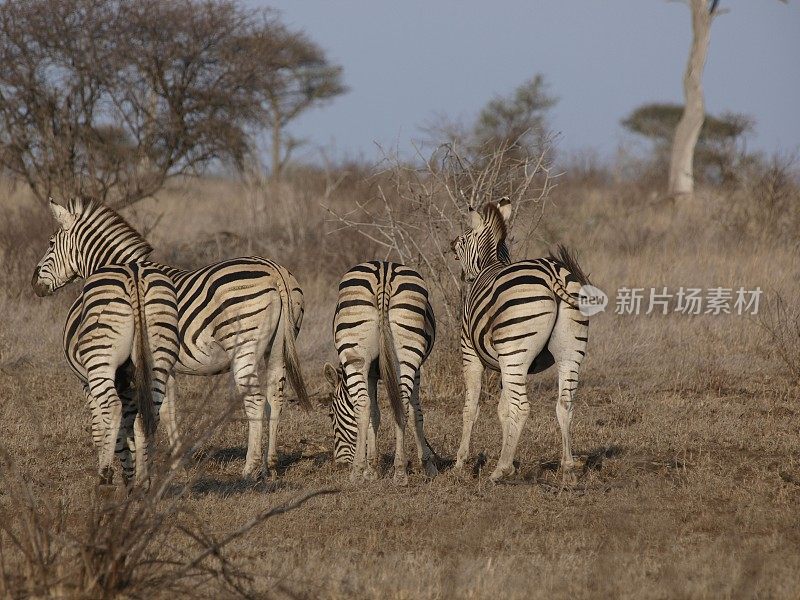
[[719, 153, 800, 242], [758, 293, 800, 382], [324, 140, 556, 325], [0, 196, 51, 293], [0, 388, 336, 599]]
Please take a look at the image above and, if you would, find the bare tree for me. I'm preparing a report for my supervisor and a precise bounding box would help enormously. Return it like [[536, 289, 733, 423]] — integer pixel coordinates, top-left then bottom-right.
[[0, 0, 344, 207], [668, 0, 716, 197], [668, 0, 786, 196]]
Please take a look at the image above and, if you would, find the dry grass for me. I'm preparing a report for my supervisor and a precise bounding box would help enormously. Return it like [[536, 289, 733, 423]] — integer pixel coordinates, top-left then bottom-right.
[[1, 167, 799, 598]]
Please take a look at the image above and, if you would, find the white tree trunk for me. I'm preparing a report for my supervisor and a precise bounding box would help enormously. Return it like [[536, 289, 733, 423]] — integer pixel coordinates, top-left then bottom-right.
[[669, 0, 713, 197]]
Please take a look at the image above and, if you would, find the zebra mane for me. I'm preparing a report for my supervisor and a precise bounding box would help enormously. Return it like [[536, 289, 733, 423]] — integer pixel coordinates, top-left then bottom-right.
[[66, 197, 153, 267], [480, 202, 509, 263]]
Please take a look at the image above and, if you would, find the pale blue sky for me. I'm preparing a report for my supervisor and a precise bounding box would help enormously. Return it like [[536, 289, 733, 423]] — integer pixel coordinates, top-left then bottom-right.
[[253, 1, 799, 162]]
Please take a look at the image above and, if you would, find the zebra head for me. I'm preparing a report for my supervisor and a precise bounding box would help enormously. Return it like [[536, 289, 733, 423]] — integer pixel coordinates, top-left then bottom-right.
[[323, 361, 361, 464], [32, 198, 152, 297], [450, 197, 512, 282]]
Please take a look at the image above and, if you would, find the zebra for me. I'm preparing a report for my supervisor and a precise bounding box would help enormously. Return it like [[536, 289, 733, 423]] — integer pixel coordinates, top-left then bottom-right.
[[450, 197, 590, 483], [33, 261, 180, 489], [32, 198, 310, 480], [322, 261, 439, 484]]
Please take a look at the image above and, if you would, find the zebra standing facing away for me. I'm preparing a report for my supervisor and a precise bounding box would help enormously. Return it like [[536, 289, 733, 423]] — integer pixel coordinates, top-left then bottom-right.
[[323, 261, 439, 484], [33, 260, 180, 489], [32, 198, 310, 480], [450, 198, 590, 483]]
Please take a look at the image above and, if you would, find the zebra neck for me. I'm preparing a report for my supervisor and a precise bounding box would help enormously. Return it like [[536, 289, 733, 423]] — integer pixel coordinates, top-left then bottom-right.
[[80, 243, 152, 277], [477, 254, 507, 273]]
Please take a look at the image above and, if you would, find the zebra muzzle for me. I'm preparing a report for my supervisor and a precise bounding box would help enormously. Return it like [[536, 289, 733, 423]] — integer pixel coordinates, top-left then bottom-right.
[[31, 268, 52, 297]]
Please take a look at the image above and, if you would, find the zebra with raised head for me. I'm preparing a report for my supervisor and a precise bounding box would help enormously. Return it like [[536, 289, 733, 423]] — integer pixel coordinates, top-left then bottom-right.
[[323, 261, 439, 484], [450, 197, 590, 483], [32, 197, 310, 480], [33, 256, 180, 489]]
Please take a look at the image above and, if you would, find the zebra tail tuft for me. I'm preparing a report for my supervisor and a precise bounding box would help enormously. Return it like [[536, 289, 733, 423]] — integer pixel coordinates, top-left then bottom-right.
[[279, 280, 312, 412], [131, 266, 157, 437], [378, 297, 405, 427], [551, 244, 591, 286]]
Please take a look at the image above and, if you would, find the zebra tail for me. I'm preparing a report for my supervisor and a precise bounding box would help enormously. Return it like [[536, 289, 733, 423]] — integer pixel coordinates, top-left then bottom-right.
[[378, 295, 405, 427], [550, 244, 591, 309], [278, 277, 312, 412], [131, 266, 157, 437]]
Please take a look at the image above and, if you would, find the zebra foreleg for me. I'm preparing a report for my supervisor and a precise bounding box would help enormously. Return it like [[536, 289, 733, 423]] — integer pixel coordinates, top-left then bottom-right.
[[455, 356, 484, 471], [345, 364, 375, 482]]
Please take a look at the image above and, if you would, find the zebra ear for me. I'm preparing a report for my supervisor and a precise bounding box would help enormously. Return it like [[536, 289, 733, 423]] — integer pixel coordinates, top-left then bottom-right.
[[469, 206, 483, 229], [323, 362, 340, 388], [49, 199, 77, 231], [497, 197, 512, 223]]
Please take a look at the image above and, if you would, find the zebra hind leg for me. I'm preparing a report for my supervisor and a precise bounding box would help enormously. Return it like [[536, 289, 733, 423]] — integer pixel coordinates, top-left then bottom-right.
[[455, 357, 484, 471], [367, 375, 380, 471], [87, 370, 124, 489], [264, 347, 286, 480], [408, 370, 437, 478], [490, 367, 530, 483], [233, 353, 267, 480], [118, 386, 138, 489], [161, 374, 181, 457], [85, 386, 127, 486], [556, 359, 581, 485]]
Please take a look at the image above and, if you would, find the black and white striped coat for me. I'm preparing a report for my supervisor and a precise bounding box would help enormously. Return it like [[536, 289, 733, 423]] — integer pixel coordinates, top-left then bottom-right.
[[48, 262, 179, 488], [32, 198, 309, 480], [323, 261, 438, 483], [451, 198, 590, 483]]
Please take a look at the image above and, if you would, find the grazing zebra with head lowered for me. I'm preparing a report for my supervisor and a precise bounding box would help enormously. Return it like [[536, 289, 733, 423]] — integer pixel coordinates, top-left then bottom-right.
[[32, 198, 310, 480], [323, 261, 439, 484], [450, 197, 590, 483], [33, 261, 180, 489]]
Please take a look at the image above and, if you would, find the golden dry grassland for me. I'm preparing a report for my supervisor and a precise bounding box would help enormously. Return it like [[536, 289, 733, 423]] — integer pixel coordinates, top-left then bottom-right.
[[1, 170, 798, 598]]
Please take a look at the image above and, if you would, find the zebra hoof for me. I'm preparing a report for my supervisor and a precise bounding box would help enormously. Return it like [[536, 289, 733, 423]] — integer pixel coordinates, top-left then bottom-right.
[[96, 483, 117, 502], [363, 466, 379, 482], [241, 464, 263, 481], [99, 466, 114, 487], [561, 469, 579, 486], [393, 469, 409, 487], [423, 460, 439, 479], [489, 464, 515, 484]]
